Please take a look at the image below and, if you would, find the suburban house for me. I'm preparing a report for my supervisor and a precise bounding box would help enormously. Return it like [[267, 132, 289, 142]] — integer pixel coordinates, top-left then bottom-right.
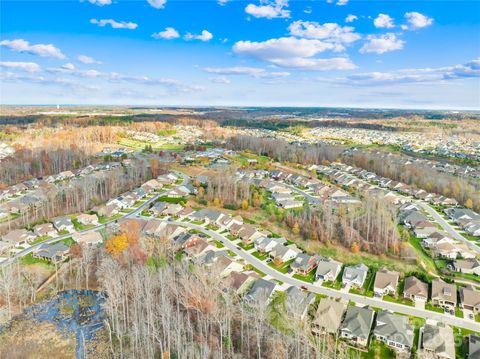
[[32, 242, 70, 263], [403, 276, 429, 303], [373, 269, 400, 297], [172, 233, 205, 250], [421, 231, 456, 248], [222, 271, 257, 295], [76, 213, 99, 226], [244, 279, 276, 306], [432, 242, 476, 260], [2, 229, 37, 247], [94, 203, 120, 218], [212, 256, 244, 277], [72, 231, 103, 247], [420, 323, 455, 359], [52, 217, 75, 233], [460, 286, 480, 314], [468, 335, 480, 359], [33, 223, 58, 238], [254, 237, 286, 254], [412, 222, 438, 239], [236, 225, 265, 244], [183, 239, 213, 260], [312, 298, 347, 335], [268, 244, 302, 264], [431, 279, 457, 310], [315, 258, 343, 282], [454, 259, 480, 275], [373, 311, 414, 353], [340, 306, 375, 348], [342, 264, 369, 288], [465, 222, 480, 237], [284, 286, 315, 320], [190, 209, 225, 225], [290, 253, 321, 275]]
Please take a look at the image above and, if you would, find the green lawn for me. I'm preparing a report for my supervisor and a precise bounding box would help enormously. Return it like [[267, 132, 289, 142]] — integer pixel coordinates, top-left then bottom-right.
[[20, 253, 54, 267], [383, 294, 414, 307], [252, 251, 268, 260], [238, 242, 255, 251], [226, 234, 238, 241], [292, 270, 316, 283], [455, 307, 464, 318], [213, 240, 225, 248], [268, 260, 292, 274], [425, 302, 444, 314], [322, 280, 342, 290]]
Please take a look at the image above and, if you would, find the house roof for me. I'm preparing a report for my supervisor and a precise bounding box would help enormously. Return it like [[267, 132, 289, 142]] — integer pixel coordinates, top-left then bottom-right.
[[404, 276, 428, 298], [373, 311, 413, 348], [431, 279, 457, 304], [340, 306, 375, 340], [374, 269, 400, 291], [34, 242, 69, 259], [245, 279, 276, 305], [422, 324, 455, 359], [316, 258, 343, 278], [313, 298, 347, 332], [454, 259, 480, 271], [284, 286, 315, 318], [460, 287, 480, 308], [343, 263, 369, 283], [469, 335, 480, 359]]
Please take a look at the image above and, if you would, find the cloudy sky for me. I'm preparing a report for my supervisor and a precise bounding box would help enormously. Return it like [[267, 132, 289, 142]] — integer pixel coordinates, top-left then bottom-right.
[[1, 0, 479, 109]]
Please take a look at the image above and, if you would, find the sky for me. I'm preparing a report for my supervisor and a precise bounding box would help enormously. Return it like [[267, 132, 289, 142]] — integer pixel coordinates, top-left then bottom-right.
[[1, 0, 479, 109]]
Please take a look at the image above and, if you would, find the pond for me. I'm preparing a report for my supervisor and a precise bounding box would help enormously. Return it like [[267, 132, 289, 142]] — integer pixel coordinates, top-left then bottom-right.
[[24, 289, 106, 359]]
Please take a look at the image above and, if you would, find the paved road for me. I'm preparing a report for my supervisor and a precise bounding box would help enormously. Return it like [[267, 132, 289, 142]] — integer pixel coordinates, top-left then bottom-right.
[[281, 183, 321, 205], [167, 220, 480, 333], [0, 172, 189, 268], [416, 201, 480, 253]]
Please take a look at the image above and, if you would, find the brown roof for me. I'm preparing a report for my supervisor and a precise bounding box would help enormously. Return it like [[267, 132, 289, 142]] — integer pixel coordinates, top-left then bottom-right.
[[431, 279, 457, 304], [404, 276, 428, 298], [460, 287, 480, 308], [374, 269, 400, 290]]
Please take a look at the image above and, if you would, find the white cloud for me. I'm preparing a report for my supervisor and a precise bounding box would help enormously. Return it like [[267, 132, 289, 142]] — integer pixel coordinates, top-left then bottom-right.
[[233, 37, 356, 70], [402, 12, 433, 30], [336, 0, 348, 6], [304, 7, 312, 14], [78, 55, 102, 64], [359, 33, 404, 54], [345, 14, 357, 23], [0, 61, 40, 72], [345, 58, 480, 86], [90, 18, 138, 30], [146, 0, 166, 9], [217, 0, 230, 5], [374, 14, 395, 28], [288, 21, 361, 48], [87, 0, 112, 6], [152, 27, 180, 39], [203, 66, 290, 78], [245, 0, 290, 19], [184, 30, 213, 41], [0, 39, 65, 59], [210, 76, 231, 84], [62, 63, 76, 71]]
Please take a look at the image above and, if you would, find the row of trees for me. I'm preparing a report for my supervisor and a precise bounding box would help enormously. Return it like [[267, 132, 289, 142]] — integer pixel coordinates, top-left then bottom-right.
[[227, 135, 344, 165]]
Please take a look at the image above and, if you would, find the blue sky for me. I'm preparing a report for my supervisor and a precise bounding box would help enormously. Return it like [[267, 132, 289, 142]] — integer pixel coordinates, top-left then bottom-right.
[[1, 0, 479, 109]]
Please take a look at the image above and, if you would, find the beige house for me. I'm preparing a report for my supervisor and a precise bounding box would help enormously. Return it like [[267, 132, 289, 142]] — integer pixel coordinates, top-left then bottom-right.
[[403, 276, 429, 303], [312, 298, 347, 335], [460, 286, 480, 313], [431, 279, 457, 310], [373, 269, 400, 297]]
